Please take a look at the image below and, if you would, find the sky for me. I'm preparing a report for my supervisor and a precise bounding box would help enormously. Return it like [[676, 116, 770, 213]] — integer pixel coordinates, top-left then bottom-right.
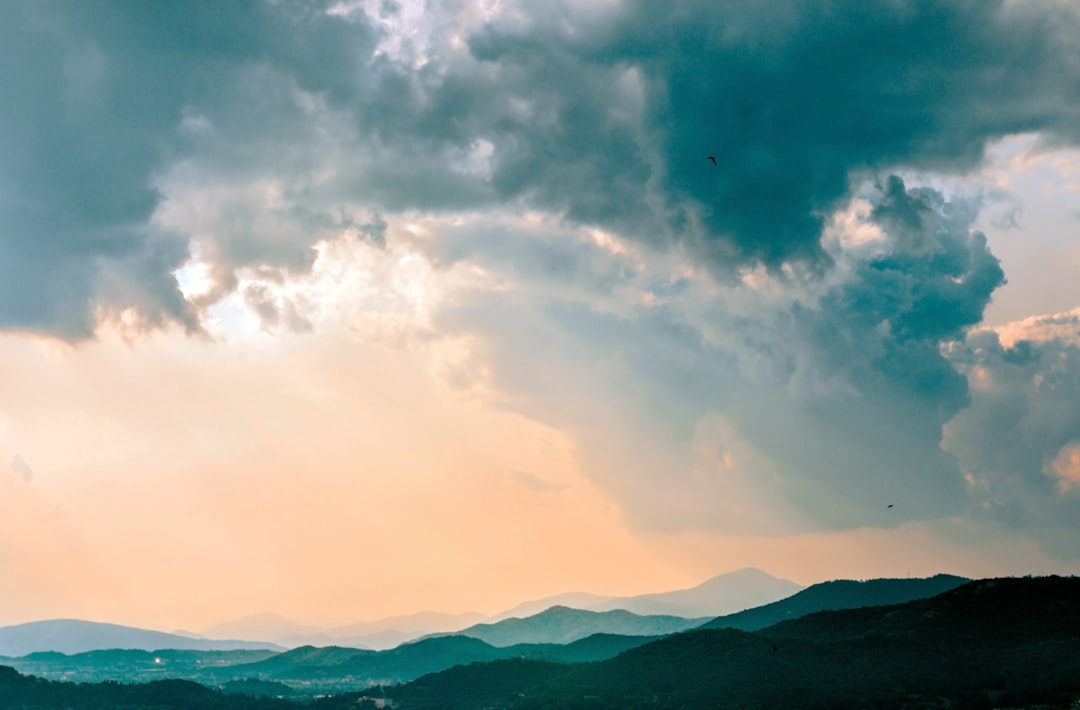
[[1, 0, 1079, 633]]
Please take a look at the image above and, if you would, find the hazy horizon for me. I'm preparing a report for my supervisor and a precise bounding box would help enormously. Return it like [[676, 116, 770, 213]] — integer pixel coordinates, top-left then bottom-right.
[[2, 0, 1079, 634], [0, 567, 979, 640]]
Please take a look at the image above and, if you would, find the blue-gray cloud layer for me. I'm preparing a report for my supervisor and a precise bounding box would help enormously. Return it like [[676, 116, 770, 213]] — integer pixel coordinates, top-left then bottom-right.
[[429, 177, 1079, 555], [2, 0, 1078, 554], [0, 0, 380, 336], [947, 325, 1080, 557], [2, 0, 1079, 336]]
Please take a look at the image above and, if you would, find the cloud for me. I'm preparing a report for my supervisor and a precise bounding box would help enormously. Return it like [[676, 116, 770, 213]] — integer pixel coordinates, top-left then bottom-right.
[[0, 0, 381, 339], [420, 177, 1022, 537], [943, 313, 1080, 557], [462, 0, 1080, 274], [10, 455, 32, 483], [510, 470, 566, 493], [3, 0, 1079, 340]]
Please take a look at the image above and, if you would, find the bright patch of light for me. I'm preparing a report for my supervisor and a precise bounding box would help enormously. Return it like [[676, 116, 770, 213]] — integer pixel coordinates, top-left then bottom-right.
[[174, 259, 214, 299], [1047, 443, 1080, 492], [986, 307, 1080, 348], [823, 198, 886, 252]]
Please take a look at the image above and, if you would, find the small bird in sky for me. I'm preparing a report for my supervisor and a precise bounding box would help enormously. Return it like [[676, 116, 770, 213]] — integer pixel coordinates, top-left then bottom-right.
[[707, 156, 718, 166], [888, 504, 894, 508]]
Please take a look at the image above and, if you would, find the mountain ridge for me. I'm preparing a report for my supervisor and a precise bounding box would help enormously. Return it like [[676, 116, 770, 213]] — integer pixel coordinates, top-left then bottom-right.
[[377, 575, 1080, 709], [697, 572, 970, 632], [439, 605, 708, 647], [0, 619, 283, 657], [489, 567, 801, 621]]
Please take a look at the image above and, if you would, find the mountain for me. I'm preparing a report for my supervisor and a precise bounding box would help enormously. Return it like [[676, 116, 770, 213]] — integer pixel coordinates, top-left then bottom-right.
[[592, 567, 802, 617], [0, 666, 301, 710], [520, 632, 659, 664], [218, 636, 506, 692], [201, 570, 794, 650], [0, 620, 283, 657], [327, 610, 486, 637], [0, 648, 280, 686], [7, 576, 1077, 709], [447, 606, 707, 646], [487, 592, 616, 622], [1, 633, 659, 697], [204, 610, 486, 650], [203, 613, 322, 645], [697, 573, 969, 631], [311, 610, 488, 650], [198, 633, 661, 693], [375, 576, 1080, 710], [489, 568, 801, 621]]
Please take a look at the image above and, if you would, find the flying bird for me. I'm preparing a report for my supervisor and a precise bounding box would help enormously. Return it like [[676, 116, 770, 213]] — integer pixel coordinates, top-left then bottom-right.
[[888, 504, 894, 508], [707, 156, 717, 166]]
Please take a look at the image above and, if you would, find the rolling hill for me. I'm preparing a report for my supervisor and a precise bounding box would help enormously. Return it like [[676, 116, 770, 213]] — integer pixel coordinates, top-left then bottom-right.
[[490, 567, 801, 620], [697, 572, 969, 631], [0, 620, 282, 657], [445, 605, 707, 646], [376, 575, 1080, 709]]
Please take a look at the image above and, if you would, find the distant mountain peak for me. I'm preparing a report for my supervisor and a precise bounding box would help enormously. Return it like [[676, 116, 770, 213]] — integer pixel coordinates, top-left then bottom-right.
[[446, 605, 711, 647], [0, 619, 282, 657], [490, 568, 803, 623]]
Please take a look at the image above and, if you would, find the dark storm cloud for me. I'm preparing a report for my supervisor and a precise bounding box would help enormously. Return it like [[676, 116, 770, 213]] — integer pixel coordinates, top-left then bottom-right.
[[0, 0, 380, 338], [4, 0, 1079, 340], [462, 0, 1080, 272], [429, 178, 1015, 533], [734, 178, 1006, 526]]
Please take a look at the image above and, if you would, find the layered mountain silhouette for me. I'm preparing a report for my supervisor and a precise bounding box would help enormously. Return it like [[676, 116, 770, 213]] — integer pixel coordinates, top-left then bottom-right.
[[0, 573, 967, 695], [204, 611, 486, 650], [198, 568, 797, 649], [490, 567, 800, 621], [696, 572, 969, 631], [378, 576, 1080, 709], [0, 620, 282, 657], [443, 606, 706, 646], [2, 633, 657, 692], [4, 577, 1077, 709]]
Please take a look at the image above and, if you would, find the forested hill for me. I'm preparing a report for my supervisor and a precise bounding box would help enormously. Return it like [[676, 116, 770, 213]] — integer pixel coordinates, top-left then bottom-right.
[[443, 606, 706, 646], [696, 572, 969, 631], [3, 577, 1077, 709], [380, 575, 1080, 709], [0, 666, 299, 710]]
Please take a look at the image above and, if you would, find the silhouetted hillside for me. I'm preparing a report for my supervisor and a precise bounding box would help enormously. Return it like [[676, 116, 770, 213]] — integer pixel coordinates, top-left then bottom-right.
[[490, 568, 801, 620], [514, 633, 658, 664], [759, 575, 1080, 645], [1, 633, 655, 698], [0, 648, 278, 686], [7, 577, 1076, 709], [378, 576, 1080, 710], [593, 568, 802, 617], [0, 665, 300, 709], [382, 658, 571, 710], [447, 606, 706, 646], [697, 573, 968, 631], [224, 645, 368, 676], [230, 633, 654, 691]]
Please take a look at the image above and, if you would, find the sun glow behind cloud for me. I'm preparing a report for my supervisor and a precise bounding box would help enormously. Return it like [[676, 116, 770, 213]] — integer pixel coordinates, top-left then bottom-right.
[[1, 0, 1079, 631]]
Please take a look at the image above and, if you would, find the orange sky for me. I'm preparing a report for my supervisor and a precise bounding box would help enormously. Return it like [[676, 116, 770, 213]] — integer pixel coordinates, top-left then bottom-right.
[[2, 1, 1079, 636], [0, 284, 1073, 632]]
